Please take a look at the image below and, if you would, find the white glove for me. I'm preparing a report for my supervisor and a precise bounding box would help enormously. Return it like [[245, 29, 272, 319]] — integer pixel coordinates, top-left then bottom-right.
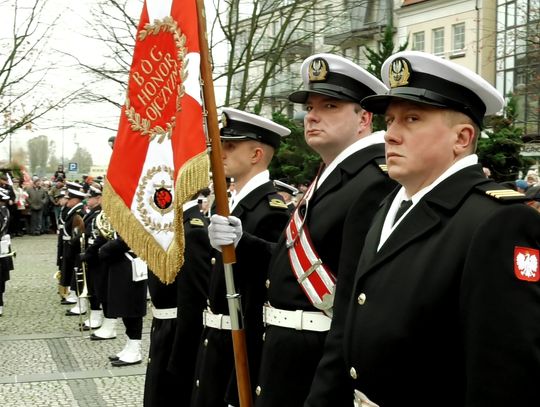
[[208, 214, 243, 251]]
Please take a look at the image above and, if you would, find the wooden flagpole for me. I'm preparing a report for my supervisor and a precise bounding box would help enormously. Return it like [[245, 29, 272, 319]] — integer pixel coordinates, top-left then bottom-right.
[[195, 1, 253, 406]]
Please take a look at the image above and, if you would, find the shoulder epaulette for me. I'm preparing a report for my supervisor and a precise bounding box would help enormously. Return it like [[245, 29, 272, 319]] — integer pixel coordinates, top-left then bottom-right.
[[189, 218, 205, 227], [268, 196, 288, 210], [374, 157, 388, 174], [476, 183, 526, 202]]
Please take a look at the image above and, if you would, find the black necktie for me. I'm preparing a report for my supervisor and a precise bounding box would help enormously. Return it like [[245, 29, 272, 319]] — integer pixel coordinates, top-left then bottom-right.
[[393, 200, 412, 225]]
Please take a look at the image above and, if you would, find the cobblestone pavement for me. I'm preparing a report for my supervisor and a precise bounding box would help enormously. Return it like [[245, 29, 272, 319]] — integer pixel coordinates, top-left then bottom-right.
[[0, 234, 153, 406]]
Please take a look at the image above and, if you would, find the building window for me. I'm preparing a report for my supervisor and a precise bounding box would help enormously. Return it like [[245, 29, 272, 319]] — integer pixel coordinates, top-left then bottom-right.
[[432, 27, 444, 56], [451, 23, 465, 56], [412, 31, 425, 51]]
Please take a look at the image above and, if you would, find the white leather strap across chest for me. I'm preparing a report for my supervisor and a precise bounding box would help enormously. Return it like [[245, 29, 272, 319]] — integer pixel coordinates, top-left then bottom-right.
[[285, 178, 336, 317]]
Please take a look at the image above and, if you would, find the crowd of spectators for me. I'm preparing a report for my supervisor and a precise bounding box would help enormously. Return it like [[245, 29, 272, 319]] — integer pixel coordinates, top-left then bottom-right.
[[501, 169, 540, 212], [0, 171, 101, 237]]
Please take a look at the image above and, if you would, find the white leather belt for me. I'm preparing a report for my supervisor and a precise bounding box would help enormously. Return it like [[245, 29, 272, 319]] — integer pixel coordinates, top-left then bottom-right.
[[263, 304, 331, 332], [202, 309, 232, 330], [151, 307, 177, 319]]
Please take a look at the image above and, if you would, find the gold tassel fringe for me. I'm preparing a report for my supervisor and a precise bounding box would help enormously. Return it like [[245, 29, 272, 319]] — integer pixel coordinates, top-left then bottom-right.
[[103, 152, 209, 284]]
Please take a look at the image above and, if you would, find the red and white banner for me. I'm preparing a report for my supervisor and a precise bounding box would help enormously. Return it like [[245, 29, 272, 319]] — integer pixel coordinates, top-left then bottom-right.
[[103, 0, 209, 283]]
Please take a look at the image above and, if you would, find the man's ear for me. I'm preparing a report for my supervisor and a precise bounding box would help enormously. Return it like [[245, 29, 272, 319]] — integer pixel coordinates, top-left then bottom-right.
[[453, 123, 475, 155], [358, 109, 373, 134], [251, 146, 264, 164]]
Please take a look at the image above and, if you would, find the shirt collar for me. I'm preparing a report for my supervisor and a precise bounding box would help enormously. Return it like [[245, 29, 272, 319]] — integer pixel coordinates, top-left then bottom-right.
[[183, 199, 199, 212], [230, 170, 270, 211], [377, 154, 478, 251], [318, 131, 385, 188]]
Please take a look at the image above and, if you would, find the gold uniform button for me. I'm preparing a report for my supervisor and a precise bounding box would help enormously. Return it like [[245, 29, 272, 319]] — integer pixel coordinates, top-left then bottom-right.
[[255, 386, 262, 396], [196, 379, 200, 387], [265, 279, 270, 289], [204, 338, 209, 346], [211, 257, 216, 265], [350, 367, 357, 380], [357, 293, 366, 305]]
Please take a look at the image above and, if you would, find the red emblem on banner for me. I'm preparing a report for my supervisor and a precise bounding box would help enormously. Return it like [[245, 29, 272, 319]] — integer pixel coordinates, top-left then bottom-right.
[[514, 246, 540, 282], [154, 188, 173, 210]]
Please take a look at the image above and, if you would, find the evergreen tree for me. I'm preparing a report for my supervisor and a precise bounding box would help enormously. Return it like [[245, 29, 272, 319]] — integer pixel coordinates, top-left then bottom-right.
[[477, 94, 533, 182], [269, 112, 320, 186]]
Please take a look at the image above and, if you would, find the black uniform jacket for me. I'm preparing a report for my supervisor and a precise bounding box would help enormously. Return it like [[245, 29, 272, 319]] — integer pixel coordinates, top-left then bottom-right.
[[60, 203, 85, 287], [82, 234, 109, 305], [81, 206, 102, 297], [98, 236, 147, 318], [0, 206, 12, 292], [190, 180, 290, 407], [144, 205, 210, 407], [56, 205, 68, 269], [337, 164, 540, 407], [252, 143, 396, 407]]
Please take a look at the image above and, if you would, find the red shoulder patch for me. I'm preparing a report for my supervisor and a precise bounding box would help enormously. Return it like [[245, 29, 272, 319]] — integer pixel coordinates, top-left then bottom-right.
[[514, 247, 540, 282]]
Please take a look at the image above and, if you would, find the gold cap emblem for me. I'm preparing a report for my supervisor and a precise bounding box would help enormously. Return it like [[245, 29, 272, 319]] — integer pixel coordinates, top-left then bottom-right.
[[221, 112, 228, 128], [389, 57, 411, 88], [308, 58, 329, 82]]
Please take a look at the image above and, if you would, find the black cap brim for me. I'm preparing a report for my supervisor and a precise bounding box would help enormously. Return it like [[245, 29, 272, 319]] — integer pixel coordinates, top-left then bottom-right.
[[220, 134, 280, 150]]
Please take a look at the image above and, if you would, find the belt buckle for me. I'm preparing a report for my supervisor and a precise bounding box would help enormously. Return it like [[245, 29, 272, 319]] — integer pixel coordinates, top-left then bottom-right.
[[297, 259, 322, 284]]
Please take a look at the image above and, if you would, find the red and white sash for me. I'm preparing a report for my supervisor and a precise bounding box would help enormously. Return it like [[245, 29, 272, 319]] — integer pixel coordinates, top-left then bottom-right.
[[285, 178, 336, 317]]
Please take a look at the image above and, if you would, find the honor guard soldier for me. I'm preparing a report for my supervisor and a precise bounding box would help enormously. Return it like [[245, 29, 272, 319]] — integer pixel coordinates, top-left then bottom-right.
[[94, 232, 148, 367], [0, 188, 14, 316], [209, 54, 397, 406], [318, 51, 540, 407], [60, 182, 87, 316], [191, 108, 291, 407], [55, 189, 71, 303], [144, 192, 211, 407], [79, 183, 104, 330]]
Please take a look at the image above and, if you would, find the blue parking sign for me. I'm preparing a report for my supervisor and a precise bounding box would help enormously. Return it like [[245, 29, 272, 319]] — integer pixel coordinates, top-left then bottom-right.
[[68, 162, 78, 172]]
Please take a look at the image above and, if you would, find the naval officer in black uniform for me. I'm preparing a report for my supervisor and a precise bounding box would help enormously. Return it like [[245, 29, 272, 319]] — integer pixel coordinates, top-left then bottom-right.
[[190, 108, 291, 407], [143, 193, 211, 407], [0, 188, 13, 316], [79, 183, 104, 330], [60, 182, 87, 316], [210, 54, 397, 406], [322, 51, 540, 407]]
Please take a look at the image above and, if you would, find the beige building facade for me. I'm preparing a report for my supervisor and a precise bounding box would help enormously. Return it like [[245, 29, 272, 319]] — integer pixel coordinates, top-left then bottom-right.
[[228, 0, 538, 138]]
